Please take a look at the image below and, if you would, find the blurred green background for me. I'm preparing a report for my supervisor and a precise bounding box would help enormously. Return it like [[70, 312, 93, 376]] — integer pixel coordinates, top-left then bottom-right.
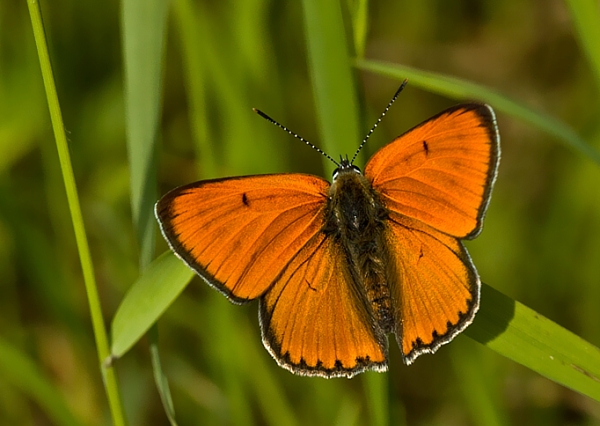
[[2, 0, 600, 425]]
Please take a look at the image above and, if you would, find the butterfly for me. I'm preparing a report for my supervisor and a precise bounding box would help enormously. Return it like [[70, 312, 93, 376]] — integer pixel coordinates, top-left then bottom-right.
[[155, 81, 500, 378]]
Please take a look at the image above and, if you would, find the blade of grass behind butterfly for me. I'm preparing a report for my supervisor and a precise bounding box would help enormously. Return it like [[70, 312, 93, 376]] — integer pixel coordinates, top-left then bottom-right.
[[301, 0, 390, 424], [302, 0, 362, 174], [235, 316, 299, 426], [172, 0, 216, 179], [121, 0, 177, 423], [26, 2, 126, 424], [169, 5, 250, 423], [565, 0, 600, 91], [347, 0, 369, 60], [355, 59, 600, 166]]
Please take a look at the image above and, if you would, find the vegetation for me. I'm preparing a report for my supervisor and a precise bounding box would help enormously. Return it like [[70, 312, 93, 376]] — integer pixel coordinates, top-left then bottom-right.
[[2, 0, 600, 424]]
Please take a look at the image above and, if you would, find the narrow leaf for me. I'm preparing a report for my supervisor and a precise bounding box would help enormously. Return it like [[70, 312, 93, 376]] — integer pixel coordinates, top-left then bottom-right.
[[110, 251, 194, 358], [468, 284, 600, 401]]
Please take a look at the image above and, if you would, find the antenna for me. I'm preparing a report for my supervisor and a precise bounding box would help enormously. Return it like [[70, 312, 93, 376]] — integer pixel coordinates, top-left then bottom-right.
[[253, 108, 339, 166], [350, 79, 408, 165]]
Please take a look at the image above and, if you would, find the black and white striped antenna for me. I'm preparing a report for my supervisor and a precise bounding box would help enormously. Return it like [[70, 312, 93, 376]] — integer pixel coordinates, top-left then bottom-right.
[[350, 79, 408, 165], [253, 108, 340, 167], [253, 79, 408, 167]]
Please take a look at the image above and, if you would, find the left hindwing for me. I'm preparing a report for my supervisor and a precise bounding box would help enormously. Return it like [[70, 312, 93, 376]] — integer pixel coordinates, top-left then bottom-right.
[[260, 232, 388, 377]]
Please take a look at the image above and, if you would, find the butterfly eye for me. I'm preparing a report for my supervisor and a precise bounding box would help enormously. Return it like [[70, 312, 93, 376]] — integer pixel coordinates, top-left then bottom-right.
[[332, 164, 361, 181]]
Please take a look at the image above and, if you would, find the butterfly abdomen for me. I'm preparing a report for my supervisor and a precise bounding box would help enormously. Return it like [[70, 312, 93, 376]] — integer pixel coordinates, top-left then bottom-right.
[[327, 168, 394, 332]]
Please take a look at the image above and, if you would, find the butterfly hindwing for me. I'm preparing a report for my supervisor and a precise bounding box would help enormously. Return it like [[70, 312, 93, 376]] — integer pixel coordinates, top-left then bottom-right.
[[260, 232, 388, 377], [155, 174, 329, 302], [386, 214, 479, 363]]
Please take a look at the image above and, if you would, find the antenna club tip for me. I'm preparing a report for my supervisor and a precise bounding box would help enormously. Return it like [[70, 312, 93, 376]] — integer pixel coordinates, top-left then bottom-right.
[[253, 108, 270, 120]]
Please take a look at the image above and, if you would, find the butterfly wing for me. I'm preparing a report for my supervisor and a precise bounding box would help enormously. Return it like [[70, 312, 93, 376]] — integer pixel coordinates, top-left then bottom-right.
[[386, 214, 480, 363], [365, 104, 499, 363], [365, 104, 500, 239], [260, 231, 388, 377], [157, 173, 388, 376], [155, 174, 330, 302]]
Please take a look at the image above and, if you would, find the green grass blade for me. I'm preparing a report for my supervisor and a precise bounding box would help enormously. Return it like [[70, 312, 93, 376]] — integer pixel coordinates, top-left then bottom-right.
[[110, 251, 194, 358], [467, 283, 600, 401], [565, 0, 600, 90], [149, 327, 178, 426], [302, 0, 362, 175], [0, 337, 82, 426], [172, 0, 217, 179], [121, 0, 177, 421], [355, 58, 600, 166], [348, 0, 369, 59], [363, 372, 388, 426], [26, 1, 125, 424], [122, 0, 169, 268]]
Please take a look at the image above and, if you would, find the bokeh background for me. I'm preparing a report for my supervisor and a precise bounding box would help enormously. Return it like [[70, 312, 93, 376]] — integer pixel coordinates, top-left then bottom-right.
[[1, 0, 600, 425]]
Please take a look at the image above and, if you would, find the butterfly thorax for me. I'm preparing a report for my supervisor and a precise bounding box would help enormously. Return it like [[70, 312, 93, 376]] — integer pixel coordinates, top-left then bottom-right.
[[325, 165, 394, 332]]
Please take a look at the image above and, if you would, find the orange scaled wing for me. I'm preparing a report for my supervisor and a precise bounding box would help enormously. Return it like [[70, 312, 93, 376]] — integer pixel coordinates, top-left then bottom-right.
[[260, 232, 388, 377], [155, 174, 329, 302], [365, 104, 500, 363], [365, 104, 500, 239], [386, 214, 480, 363]]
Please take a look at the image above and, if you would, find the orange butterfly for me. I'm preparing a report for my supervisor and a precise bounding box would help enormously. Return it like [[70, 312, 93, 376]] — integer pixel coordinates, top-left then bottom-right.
[[155, 82, 500, 378]]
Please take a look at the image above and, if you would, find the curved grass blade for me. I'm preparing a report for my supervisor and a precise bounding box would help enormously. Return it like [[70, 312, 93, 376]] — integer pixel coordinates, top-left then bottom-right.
[[110, 251, 194, 358], [149, 326, 178, 426], [467, 284, 600, 402], [355, 59, 600, 166]]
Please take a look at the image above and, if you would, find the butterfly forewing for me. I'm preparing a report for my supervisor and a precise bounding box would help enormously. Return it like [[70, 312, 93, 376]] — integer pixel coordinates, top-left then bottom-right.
[[365, 104, 500, 239], [156, 174, 329, 302]]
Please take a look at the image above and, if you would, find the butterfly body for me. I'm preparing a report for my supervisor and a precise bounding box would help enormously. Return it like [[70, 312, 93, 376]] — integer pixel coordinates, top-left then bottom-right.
[[325, 162, 394, 332], [156, 102, 500, 378]]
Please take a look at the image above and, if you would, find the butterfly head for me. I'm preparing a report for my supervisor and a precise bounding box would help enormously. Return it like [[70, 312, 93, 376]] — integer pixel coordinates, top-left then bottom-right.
[[332, 156, 361, 181]]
